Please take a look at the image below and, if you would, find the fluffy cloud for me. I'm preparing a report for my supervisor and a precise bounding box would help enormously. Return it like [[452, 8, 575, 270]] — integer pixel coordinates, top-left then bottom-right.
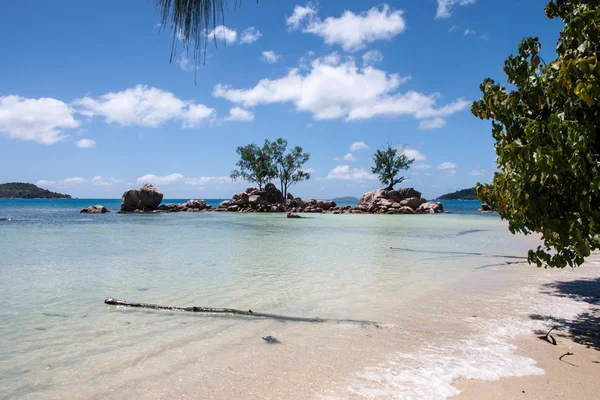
[[350, 141, 369, 151], [261, 50, 281, 64], [326, 165, 376, 181], [76, 138, 96, 148], [177, 53, 198, 72], [91, 176, 123, 186], [418, 117, 446, 130], [225, 107, 254, 122], [208, 25, 237, 43], [438, 161, 457, 175], [240, 27, 262, 44], [74, 85, 215, 128], [213, 54, 469, 121], [136, 173, 185, 185], [0, 95, 80, 144], [136, 173, 231, 186], [184, 176, 231, 186], [182, 104, 216, 127], [286, 5, 317, 30], [335, 153, 356, 161], [288, 4, 406, 52], [302, 167, 315, 174], [413, 163, 432, 170], [464, 28, 476, 36], [468, 169, 486, 176], [401, 148, 427, 161], [362, 50, 383, 67], [436, 0, 477, 19], [37, 177, 87, 187]]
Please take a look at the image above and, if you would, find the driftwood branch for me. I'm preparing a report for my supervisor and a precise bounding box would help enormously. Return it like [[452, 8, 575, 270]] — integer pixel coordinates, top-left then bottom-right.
[[105, 298, 379, 326]]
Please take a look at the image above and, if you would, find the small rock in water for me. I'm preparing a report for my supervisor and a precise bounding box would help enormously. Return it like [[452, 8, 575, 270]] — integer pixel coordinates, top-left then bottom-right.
[[137, 287, 150, 292], [262, 336, 281, 344], [0, 217, 11, 221], [42, 312, 68, 318]]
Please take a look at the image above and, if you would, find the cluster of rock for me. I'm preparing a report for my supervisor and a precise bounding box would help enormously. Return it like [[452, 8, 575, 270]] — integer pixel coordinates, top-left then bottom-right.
[[120, 183, 164, 212], [80, 205, 109, 214], [157, 199, 214, 212], [478, 204, 494, 213], [216, 184, 339, 213], [353, 188, 444, 214]]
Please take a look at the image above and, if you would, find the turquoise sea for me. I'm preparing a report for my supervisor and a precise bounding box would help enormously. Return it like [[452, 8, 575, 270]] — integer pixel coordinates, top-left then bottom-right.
[[0, 199, 596, 399]]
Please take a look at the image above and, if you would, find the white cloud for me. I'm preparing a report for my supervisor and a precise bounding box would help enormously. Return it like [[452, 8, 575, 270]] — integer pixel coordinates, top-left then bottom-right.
[[326, 165, 377, 181], [448, 24, 459, 33], [335, 153, 356, 161], [92, 176, 123, 186], [184, 176, 231, 186], [208, 25, 237, 43], [413, 163, 432, 170], [302, 167, 315, 174], [136, 173, 185, 185], [240, 27, 261, 44], [438, 161, 457, 175], [177, 53, 198, 71], [418, 117, 446, 130], [289, 4, 406, 52], [436, 0, 477, 19], [464, 28, 476, 36], [225, 107, 254, 122], [37, 177, 87, 187], [74, 85, 215, 128], [286, 4, 317, 30], [438, 161, 457, 169], [182, 104, 216, 127], [350, 141, 369, 151], [0, 95, 80, 145], [362, 50, 383, 67], [261, 50, 281, 64], [76, 138, 96, 148], [468, 169, 486, 176], [401, 148, 427, 161], [213, 54, 469, 121]]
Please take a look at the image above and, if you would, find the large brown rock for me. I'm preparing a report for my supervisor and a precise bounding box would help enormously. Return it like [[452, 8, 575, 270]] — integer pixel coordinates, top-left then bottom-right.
[[121, 189, 141, 211], [139, 184, 163, 210], [417, 202, 444, 214]]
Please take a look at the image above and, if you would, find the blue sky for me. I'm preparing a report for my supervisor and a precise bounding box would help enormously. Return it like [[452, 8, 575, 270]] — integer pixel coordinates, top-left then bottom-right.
[[0, 0, 563, 199]]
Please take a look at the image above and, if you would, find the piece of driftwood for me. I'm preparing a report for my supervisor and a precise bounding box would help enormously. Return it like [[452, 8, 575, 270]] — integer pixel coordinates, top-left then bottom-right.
[[539, 326, 558, 345], [105, 298, 379, 326]]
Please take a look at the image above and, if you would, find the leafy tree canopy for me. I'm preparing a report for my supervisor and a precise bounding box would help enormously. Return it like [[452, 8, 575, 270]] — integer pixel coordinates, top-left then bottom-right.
[[230, 140, 277, 189], [472, 0, 600, 268], [371, 144, 415, 190], [269, 138, 311, 199]]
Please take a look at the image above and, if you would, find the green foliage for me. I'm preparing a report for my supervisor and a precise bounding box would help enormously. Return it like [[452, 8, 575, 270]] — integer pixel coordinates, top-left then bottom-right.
[[0, 182, 71, 199], [472, 0, 600, 268], [231, 138, 310, 194], [371, 144, 414, 190], [269, 138, 311, 198], [230, 140, 277, 189], [438, 188, 478, 200]]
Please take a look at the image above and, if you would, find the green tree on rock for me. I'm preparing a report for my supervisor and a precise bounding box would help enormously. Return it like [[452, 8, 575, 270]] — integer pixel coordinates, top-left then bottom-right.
[[472, 0, 600, 268], [270, 138, 311, 199], [371, 144, 414, 190], [230, 141, 277, 189]]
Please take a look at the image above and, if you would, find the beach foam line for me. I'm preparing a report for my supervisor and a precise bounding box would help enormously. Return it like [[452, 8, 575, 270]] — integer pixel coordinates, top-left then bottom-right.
[[323, 273, 593, 400]]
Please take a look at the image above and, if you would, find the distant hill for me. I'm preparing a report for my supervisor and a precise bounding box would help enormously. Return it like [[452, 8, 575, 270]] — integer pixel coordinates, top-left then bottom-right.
[[0, 182, 71, 199], [332, 196, 359, 203], [438, 187, 478, 200]]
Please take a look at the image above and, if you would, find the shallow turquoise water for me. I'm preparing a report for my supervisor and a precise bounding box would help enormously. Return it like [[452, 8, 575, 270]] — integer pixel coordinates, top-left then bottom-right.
[[1, 199, 573, 399]]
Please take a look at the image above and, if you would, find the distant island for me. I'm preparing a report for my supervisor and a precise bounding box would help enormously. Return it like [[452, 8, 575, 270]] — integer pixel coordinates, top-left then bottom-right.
[[0, 182, 71, 199], [332, 196, 359, 203], [437, 187, 478, 201]]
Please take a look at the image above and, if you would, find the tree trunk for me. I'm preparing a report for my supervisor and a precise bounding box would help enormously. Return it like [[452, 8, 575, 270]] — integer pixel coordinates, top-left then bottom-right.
[[104, 298, 378, 326]]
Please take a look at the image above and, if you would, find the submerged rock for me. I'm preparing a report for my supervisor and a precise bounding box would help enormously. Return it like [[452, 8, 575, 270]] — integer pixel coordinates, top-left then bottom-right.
[[80, 205, 109, 214], [287, 212, 302, 218]]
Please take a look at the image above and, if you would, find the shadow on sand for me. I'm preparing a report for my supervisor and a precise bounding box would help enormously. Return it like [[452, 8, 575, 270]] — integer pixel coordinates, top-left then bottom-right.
[[530, 277, 600, 351]]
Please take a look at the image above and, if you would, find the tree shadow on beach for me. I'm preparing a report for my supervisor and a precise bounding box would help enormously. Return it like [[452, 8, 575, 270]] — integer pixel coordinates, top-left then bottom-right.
[[530, 277, 600, 351]]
